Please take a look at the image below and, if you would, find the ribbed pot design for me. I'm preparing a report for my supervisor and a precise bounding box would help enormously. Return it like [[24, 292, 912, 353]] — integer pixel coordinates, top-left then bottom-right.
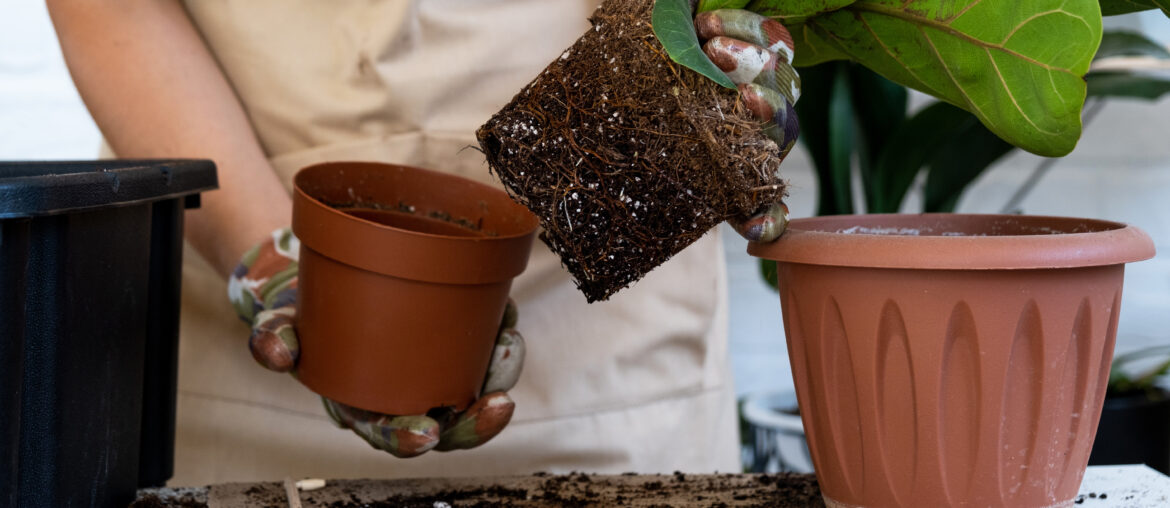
[[748, 214, 1155, 508]]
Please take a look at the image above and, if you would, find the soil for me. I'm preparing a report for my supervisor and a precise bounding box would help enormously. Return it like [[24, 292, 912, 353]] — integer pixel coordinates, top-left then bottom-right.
[[319, 473, 822, 507], [130, 493, 208, 508], [477, 0, 788, 302], [1075, 491, 1110, 503], [158, 473, 823, 507]]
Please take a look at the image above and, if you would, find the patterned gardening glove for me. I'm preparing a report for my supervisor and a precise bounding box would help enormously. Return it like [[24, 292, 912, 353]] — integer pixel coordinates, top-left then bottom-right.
[[228, 228, 525, 458], [696, 9, 800, 243]]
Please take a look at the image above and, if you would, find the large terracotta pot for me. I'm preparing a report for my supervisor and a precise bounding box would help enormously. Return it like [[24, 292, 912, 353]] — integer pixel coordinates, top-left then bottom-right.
[[748, 214, 1155, 508], [292, 162, 538, 415]]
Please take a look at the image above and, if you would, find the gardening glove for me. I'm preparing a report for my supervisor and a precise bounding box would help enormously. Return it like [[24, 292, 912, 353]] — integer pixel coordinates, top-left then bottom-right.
[[696, 8, 800, 243], [228, 227, 525, 458]]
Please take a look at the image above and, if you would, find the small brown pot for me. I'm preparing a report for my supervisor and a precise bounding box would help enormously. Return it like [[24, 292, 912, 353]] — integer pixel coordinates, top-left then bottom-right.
[[749, 214, 1155, 508], [292, 162, 538, 416]]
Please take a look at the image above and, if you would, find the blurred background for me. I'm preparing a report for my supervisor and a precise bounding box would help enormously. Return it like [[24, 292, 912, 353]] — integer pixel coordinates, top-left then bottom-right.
[[4, 1, 1169, 474]]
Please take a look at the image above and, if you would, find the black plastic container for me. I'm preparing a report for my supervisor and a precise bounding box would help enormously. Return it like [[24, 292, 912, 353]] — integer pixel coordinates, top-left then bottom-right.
[[1089, 388, 1170, 475], [0, 160, 216, 508]]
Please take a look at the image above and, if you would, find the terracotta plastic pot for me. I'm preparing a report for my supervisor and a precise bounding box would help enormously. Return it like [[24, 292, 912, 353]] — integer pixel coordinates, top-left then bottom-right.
[[748, 214, 1155, 508], [292, 162, 538, 415]]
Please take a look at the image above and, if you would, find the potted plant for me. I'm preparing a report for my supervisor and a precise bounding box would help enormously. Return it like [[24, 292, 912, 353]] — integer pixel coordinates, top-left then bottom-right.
[[710, 3, 1164, 506], [475, 0, 1161, 505], [757, 25, 1170, 286], [1089, 345, 1170, 475], [291, 162, 539, 415]]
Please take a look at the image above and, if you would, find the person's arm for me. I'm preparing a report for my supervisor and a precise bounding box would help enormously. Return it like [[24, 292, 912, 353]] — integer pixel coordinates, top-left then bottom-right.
[[51, 2, 526, 458], [47, 0, 291, 277]]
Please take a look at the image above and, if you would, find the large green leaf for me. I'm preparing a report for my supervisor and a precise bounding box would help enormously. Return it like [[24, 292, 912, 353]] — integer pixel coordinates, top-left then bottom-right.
[[922, 104, 1016, 212], [1099, 0, 1170, 16], [697, 0, 751, 11], [1096, 30, 1170, 60], [788, 21, 853, 66], [652, 0, 737, 89], [782, 0, 1104, 157], [748, 0, 858, 21]]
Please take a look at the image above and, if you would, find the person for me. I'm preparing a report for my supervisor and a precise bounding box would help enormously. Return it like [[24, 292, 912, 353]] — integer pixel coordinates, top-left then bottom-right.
[[47, 0, 798, 485]]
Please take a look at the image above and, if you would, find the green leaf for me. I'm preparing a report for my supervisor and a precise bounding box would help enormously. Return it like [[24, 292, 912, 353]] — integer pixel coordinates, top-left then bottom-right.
[[1109, 345, 1170, 395], [1087, 71, 1170, 100], [846, 63, 908, 212], [922, 103, 1016, 212], [825, 71, 856, 215], [698, 0, 751, 12], [652, 0, 737, 89], [748, 0, 858, 22], [1100, 0, 1170, 16], [1133, 356, 1170, 390], [759, 258, 779, 291], [794, 62, 856, 215], [790, 0, 1103, 157], [1100, 0, 1156, 15], [868, 102, 967, 214], [788, 21, 853, 66], [1096, 30, 1170, 60], [1086, 32, 1170, 101]]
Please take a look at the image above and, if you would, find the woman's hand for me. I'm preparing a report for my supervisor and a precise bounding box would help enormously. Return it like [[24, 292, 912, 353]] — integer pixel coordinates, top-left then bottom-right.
[[696, 9, 801, 243], [229, 228, 525, 457]]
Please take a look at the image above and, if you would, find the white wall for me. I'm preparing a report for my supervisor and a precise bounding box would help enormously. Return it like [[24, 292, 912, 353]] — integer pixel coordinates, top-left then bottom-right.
[[3, 3, 1167, 399], [0, 3, 100, 159]]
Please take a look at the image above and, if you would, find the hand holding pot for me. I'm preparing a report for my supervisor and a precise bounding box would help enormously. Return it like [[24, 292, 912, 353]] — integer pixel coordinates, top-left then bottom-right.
[[228, 228, 525, 458], [696, 8, 800, 243]]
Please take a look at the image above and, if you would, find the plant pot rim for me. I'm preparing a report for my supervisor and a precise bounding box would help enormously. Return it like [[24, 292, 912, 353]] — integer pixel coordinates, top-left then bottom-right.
[[293, 161, 539, 284], [748, 213, 1155, 270]]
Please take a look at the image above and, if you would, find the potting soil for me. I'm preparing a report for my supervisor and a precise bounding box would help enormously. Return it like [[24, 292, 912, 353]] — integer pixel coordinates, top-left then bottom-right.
[[477, 0, 789, 302]]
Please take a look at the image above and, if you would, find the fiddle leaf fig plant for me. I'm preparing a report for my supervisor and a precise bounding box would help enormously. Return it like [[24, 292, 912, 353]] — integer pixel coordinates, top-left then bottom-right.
[[758, 29, 1170, 290], [780, 1, 1103, 157], [653, 0, 1106, 157]]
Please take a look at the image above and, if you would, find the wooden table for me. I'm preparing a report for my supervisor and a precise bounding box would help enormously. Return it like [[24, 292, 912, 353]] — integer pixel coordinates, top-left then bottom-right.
[[133, 473, 824, 507]]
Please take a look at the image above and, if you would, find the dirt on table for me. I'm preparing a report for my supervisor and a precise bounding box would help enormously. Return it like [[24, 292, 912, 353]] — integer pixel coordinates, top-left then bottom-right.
[[165, 472, 823, 507], [130, 490, 209, 508], [477, 0, 789, 302]]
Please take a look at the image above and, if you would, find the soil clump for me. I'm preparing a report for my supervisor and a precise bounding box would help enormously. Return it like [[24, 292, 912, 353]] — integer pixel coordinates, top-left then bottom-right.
[[477, 0, 788, 301]]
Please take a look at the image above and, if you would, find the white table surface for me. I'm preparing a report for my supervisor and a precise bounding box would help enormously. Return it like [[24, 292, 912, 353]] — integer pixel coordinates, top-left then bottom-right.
[[1078, 465, 1170, 507]]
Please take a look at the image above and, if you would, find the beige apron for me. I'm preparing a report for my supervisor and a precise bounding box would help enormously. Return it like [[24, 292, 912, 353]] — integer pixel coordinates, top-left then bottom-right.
[[171, 0, 738, 485]]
